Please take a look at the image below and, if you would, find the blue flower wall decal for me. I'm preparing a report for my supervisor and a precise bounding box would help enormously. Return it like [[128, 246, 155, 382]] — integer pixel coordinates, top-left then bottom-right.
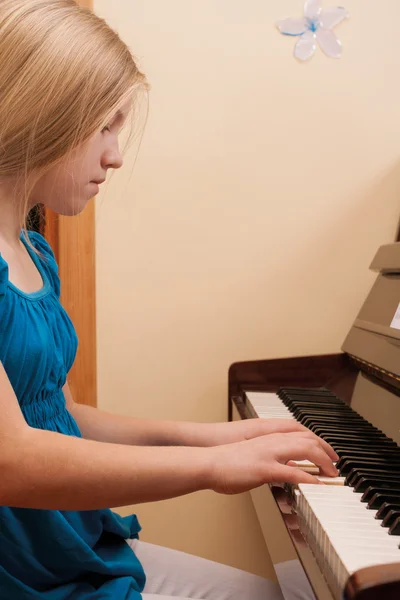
[[277, 0, 349, 61]]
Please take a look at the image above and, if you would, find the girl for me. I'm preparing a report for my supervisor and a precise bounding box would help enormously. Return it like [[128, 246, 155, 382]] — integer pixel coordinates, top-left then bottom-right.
[[0, 1, 338, 599]]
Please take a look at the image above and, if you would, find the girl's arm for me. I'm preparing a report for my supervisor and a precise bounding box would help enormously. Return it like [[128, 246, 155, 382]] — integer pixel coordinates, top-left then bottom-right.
[[64, 381, 215, 446], [1, 366, 210, 510], [65, 382, 321, 447], [1, 364, 337, 511]]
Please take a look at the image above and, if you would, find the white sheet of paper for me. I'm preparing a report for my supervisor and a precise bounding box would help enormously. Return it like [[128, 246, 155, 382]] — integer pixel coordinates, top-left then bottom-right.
[[390, 302, 400, 330]]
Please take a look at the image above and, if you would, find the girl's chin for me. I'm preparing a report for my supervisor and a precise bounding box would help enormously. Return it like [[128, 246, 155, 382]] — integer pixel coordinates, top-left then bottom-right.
[[47, 203, 88, 217]]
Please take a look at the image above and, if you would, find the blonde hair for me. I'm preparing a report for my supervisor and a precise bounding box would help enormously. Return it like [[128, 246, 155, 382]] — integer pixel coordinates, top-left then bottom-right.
[[0, 0, 149, 235]]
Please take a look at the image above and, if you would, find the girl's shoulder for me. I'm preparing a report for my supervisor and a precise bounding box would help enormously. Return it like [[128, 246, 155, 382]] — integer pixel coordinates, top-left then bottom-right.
[[25, 230, 60, 298], [26, 230, 57, 262], [0, 230, 61, 303]]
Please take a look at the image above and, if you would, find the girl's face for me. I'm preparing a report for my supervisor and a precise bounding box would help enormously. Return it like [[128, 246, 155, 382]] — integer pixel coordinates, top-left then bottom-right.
[[30, 98, 131, 216]]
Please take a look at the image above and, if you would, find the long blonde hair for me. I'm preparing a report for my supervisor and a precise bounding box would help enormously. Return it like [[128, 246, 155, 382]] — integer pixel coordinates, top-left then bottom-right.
[[0, 0, 149, 233]]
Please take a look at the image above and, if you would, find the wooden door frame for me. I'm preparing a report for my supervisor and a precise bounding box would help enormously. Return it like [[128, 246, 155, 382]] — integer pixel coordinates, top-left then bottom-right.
[[44, 0, 96, 408], [44, 202, 97, 408]]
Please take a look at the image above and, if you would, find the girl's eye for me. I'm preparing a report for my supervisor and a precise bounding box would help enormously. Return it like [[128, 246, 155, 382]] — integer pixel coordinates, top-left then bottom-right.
[[102, 124, 111, 133]]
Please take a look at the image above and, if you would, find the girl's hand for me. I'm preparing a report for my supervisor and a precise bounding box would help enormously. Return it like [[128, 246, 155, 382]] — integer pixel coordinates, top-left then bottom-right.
[[206, 418, 312, 445], [205, 419, 338, 463], [207, 431, 339, 494]]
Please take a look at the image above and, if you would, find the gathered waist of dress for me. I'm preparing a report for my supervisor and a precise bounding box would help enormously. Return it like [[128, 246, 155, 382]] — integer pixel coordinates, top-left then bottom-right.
[[20, 389, 81, 436]]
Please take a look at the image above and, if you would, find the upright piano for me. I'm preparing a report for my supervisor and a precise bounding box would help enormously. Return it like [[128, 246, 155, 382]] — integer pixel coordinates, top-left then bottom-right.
[[229, 240, 400, 600]]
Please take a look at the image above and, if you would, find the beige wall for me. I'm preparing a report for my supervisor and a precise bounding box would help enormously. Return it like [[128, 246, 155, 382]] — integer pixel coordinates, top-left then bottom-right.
[[95, 0, 400, 578]]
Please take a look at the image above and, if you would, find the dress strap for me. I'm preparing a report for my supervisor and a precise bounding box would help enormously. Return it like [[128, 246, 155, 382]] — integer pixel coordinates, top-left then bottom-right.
[[0, 254, 9, 303], [24, 230, 61, 298]]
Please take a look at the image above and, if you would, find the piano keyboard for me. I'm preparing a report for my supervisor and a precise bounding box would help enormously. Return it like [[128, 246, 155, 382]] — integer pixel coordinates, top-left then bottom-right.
[[244, 387, 400, 600]]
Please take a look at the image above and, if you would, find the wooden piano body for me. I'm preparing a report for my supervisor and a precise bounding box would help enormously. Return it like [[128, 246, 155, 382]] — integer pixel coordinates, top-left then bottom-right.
[[229, 241, 400, 600]]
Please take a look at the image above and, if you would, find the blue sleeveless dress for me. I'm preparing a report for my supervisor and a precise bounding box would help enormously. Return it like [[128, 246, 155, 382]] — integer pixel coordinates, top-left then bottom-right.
[[0, 230, 146, 599]]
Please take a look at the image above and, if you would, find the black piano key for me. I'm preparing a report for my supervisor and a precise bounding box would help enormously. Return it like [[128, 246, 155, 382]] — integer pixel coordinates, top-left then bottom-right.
[[293, 408, 358, 416], [382, 510, 400, 528], [338, 442, 399, 456], [341, 455, 400, 465], [287, 395, 345, 402], [290, 404, 362, 412], [279, 386, 332, 391], [281, 396, 341, 405], [303, 414, 378, 422], [302, 408, 351, 415], [303, 420, 385, 432], [339, 460, 400, 476], [388, 517, 400, 536], [284, 400, 344, 408], [288, 393, 344, 399], [278, 388, 335, 398], [281, 393, 338, 400], [337, 455, 400, 472], [349, 472, 400, 488], [284, 395, 337, 400], [336, 455, 400, 472], [289, 401, 347, 408], [298, 419, 366, 428], [361, 486, 400, 503], [308, 421, 379, 429], [290, 403, 356, 410], [347, 468, 400, 486], [287, 403, 344, 411], [310, 420, 379, 428], [335, 449, 400, 461], [288, 404, 345, 413], [336, 444, 400, 454], [319, 425, 388, 434], [322, 436, 395, 448], [291, 409, 349, 416], [320, 437, 385, 447], [311, 427, 383, 438], [376, 503, 400, 521], [291, 406, 362, 414], [318, 427, 389, 437], [333, 437, 397, 446], [354, 477, 400, 493], [303, 421, 375, 430], [336, 459, 399, 477], [323, 441, 392, 453], [296, 416, 370, 427], [298, 415, 375, 424], [308, 418, 380, 427], [368, 493, 400, 510], [345, 448, 400, 457]]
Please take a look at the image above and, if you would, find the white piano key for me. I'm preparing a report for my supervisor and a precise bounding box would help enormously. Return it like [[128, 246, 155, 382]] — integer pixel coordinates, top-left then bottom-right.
[[245, 392, 293, 412], [245, 390, 400, 597], [255, 410, 292, 413], [240, 388, 400, 600], [299, 484, 354, 495], [315, 476, 345, 485], [297, 483, 400, 596], [245, 392, 280, 402], [253, 414, 295, 421]]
